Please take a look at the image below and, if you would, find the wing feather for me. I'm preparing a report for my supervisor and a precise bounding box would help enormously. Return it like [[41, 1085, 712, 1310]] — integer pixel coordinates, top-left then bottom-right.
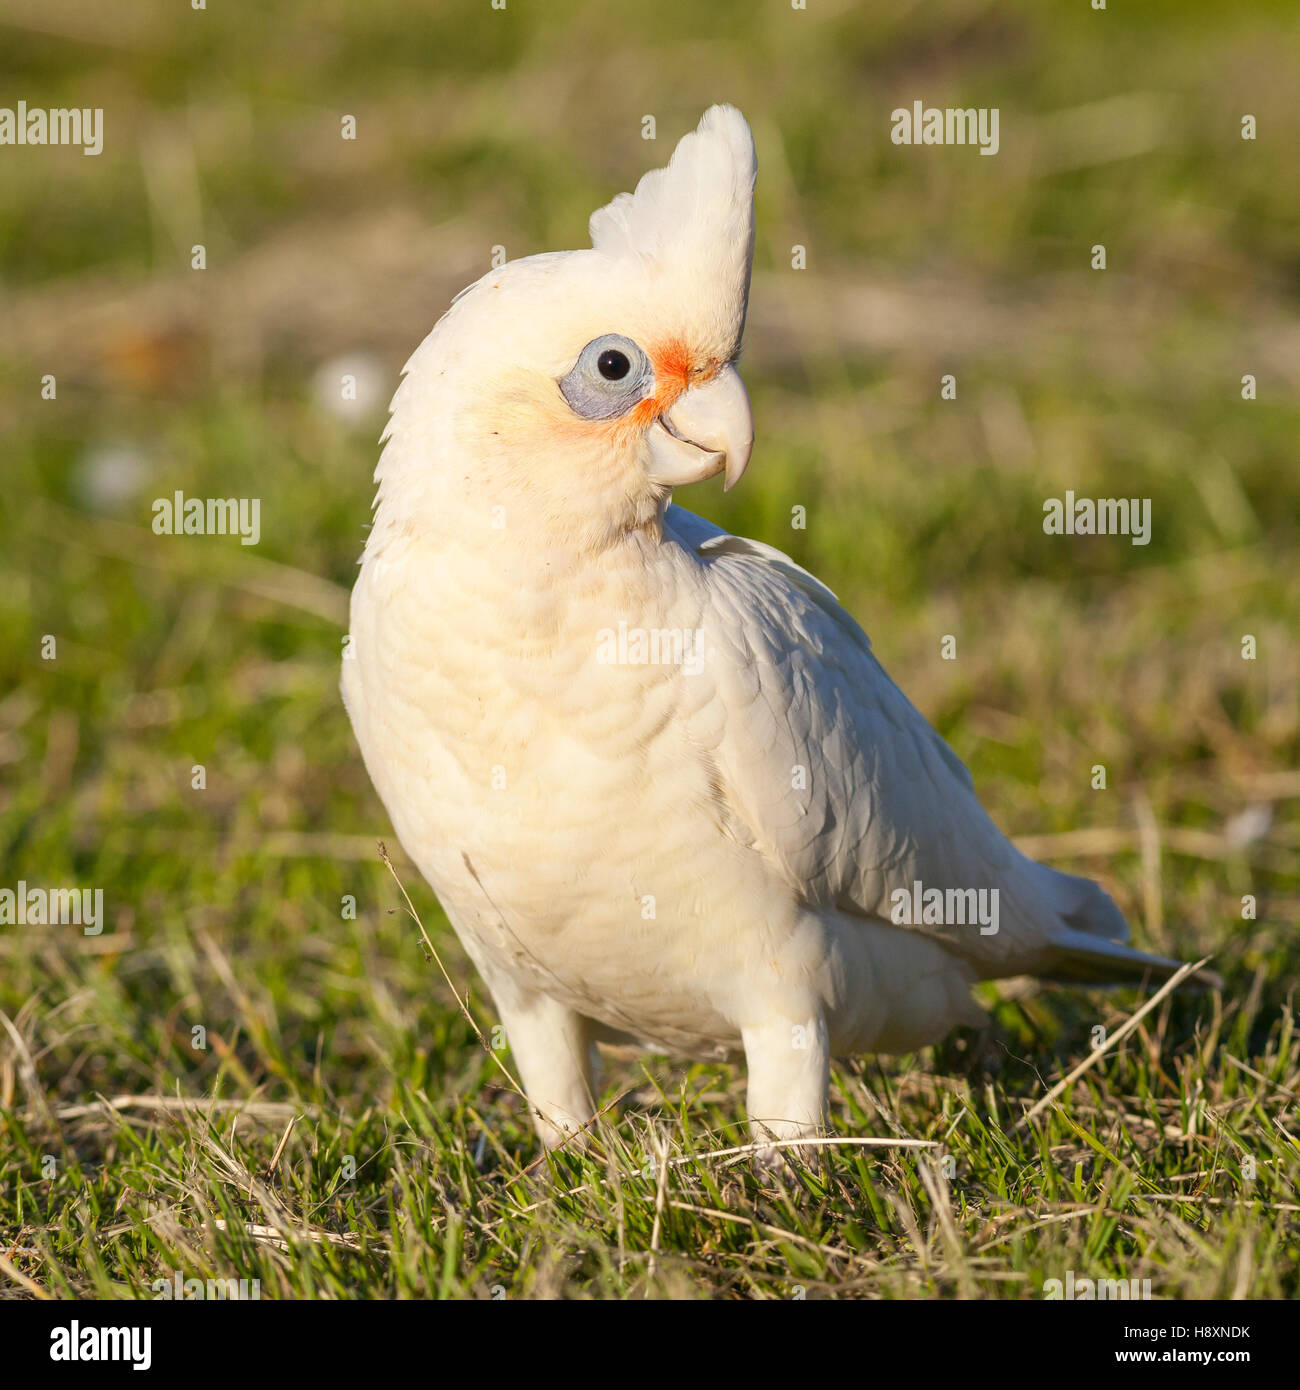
[[668, 506, 1135, 979]]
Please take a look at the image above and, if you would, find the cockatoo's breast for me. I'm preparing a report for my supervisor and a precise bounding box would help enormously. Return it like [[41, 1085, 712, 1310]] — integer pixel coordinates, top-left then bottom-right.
[[343, 521, 807, 1053]]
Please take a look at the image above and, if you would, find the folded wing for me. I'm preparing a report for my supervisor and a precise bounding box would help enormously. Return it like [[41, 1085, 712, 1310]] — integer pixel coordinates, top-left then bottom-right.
[[668, 506, 1193, 985]]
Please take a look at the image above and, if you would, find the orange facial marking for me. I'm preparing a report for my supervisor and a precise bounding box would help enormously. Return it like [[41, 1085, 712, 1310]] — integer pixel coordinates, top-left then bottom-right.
[[625, 394, 666, 431], [653, 339, 695, 388], [609, 341, 722, 438]]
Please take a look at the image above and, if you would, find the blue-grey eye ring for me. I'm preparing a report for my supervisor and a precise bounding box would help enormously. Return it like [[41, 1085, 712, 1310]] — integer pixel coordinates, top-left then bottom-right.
[[559, 334, 653, 420]]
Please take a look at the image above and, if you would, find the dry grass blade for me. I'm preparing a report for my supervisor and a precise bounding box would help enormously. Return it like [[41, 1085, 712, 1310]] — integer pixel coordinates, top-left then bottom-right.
[[0, 1251, 51, 1299], [645, 1130, 669, 1292], [0, 1008, 57, 1130], [267, 1114, 302, 1176], [211, 1220, 377, 1252], [50, 1095, 304, 1122], [1224, 1054, 1300, 1100], [1018, 957, 1213, 1128], [702, 1135, 938, 1167], [377, 841, 552, 1127]]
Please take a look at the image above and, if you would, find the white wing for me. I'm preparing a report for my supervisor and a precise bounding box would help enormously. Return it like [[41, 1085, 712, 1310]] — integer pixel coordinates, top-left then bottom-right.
[[667, 506, 1182, 984]]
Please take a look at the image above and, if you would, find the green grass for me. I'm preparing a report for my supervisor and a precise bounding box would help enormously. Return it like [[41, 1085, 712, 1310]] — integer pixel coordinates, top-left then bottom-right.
[[1, 0, 1298, 1298]]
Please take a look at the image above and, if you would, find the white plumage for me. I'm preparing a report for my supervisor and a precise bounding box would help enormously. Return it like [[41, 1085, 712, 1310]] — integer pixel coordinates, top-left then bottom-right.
[[343, 106, 1197, 1152]]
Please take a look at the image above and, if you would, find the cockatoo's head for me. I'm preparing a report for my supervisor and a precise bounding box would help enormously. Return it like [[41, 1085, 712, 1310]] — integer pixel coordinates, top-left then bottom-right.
[[375, 106, 757, 553]]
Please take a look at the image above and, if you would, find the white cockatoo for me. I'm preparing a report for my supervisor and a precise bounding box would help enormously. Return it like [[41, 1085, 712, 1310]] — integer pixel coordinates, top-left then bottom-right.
[[343, 106, 1202, 1155]]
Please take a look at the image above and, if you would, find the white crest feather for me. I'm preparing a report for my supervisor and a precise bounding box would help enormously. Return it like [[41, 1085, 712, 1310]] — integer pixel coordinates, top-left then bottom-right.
[[589, 106, 757, 357]]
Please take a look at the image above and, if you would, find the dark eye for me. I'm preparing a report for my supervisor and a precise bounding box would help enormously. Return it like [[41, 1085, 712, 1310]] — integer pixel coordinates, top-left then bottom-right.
[[559, 334, 652, 420], [598, 349, 630, 381]]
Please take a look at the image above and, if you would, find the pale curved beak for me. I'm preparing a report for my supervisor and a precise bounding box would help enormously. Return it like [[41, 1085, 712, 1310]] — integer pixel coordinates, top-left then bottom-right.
[[645, 364, 753, 492]]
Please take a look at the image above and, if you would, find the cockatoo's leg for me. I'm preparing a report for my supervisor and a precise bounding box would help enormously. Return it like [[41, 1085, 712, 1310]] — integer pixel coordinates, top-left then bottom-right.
[[494, 989, 596, 1150], [741, 1013, 830, 1166]]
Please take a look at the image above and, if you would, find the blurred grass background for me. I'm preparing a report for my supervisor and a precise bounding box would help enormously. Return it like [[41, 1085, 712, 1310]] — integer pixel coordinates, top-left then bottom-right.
[[1, 0, 1297, 1299]]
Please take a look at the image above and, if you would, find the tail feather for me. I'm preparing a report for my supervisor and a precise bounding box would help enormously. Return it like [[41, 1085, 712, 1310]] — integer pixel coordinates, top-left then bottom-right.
[[1029, 860, 1130, 942], [1025, 857, 1219, 989], [1043, 926, 1221, 990]]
